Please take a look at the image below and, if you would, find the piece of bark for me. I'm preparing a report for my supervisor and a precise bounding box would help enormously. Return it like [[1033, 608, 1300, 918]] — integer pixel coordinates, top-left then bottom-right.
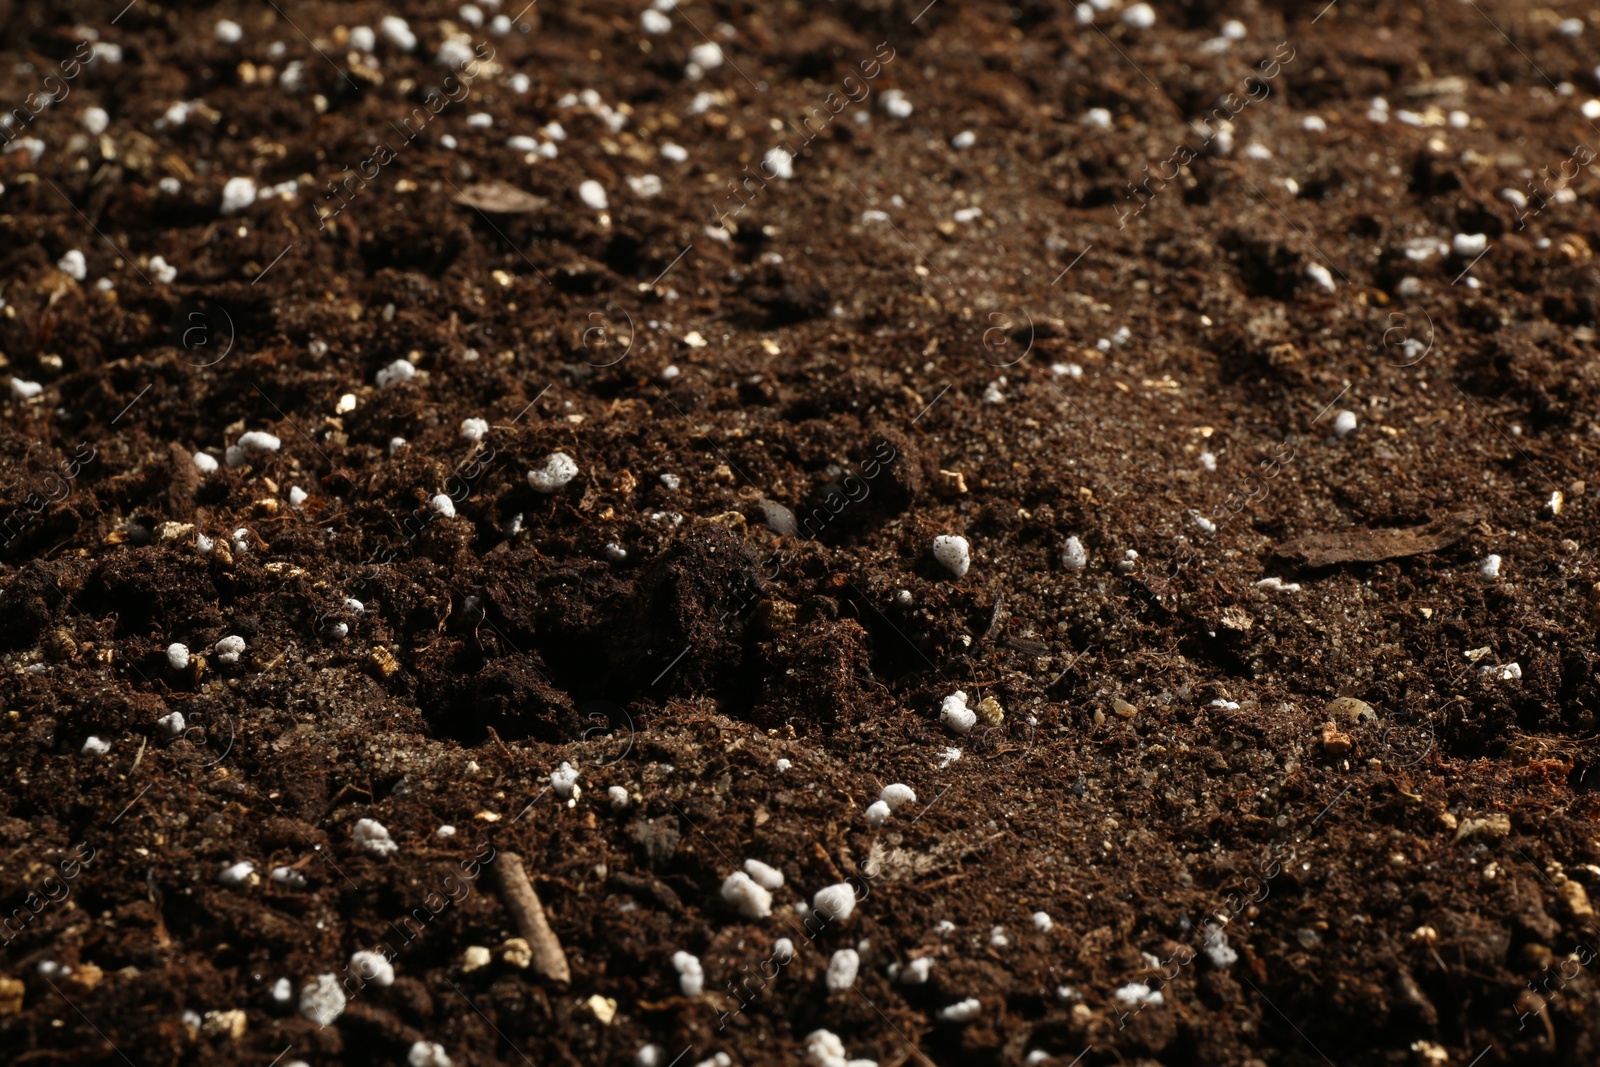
[[608, 870, 684, 913], [1274, 510, 1480, 567], [493, 851, 571, 983], [450, 181, 548, 213], [167, 441, 199, 516]]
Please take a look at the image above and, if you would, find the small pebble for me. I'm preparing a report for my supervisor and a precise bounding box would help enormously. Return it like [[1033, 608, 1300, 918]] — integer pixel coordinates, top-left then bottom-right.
[[352, 818, 398, 856], [671, 951, 704, 996], [214, 635, 246, 665], [880, 89, 912, 118], [1113, 982, 1163, 1008], [805, 1031, 846, 1067], [721, 871, 773, 919], [941, 691, 977, 734], [376, 359, 416, 388], [350, 951, 395, 987], [551, 761, 581, 800], [812, 883, 857, 922], [236, 431, 282, 455], [380, 15, 418, 51], [218, 861, 254, 886], [1121, 2, 1156, 28], [408, 1042, 451, 1067], [764, 147, 795, 180], [938, 998, 983, 1022], [1061, 536, 1088, 570], [220, 177, 257, 215], [932, 534, 971, 578], [1305, 262, 1336, 293], [1255, 576, 1301, 593], [271, 866, 308, 888], [1325, 697, 1375, 725], [743, 859, 784, 889], [825, 949, 860, 992], [880, 783, 916, 810], [866, 800, 891, 829], [900, 957, 933, 984], [300, 975, 346, 1025], [1204, 930, 1238, 968], [528, 452, 580, 493], [58, 250, 87, 281], [688, 42, 724, 69]]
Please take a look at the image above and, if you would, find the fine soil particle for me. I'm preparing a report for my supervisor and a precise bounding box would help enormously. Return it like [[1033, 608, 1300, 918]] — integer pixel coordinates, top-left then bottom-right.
[[3, 2, 1600, 1067]]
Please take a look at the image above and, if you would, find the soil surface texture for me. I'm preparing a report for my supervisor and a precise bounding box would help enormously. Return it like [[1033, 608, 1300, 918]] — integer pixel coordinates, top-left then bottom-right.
[[2, 1, 1600, 1066]]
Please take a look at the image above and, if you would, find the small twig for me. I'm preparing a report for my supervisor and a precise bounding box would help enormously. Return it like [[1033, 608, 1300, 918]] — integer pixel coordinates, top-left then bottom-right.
[[485, 726, 514, 761], [494, 851, 571, 984]]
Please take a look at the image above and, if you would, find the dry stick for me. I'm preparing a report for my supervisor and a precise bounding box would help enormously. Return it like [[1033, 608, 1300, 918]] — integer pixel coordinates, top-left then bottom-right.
[[493, 850, 571, 983]]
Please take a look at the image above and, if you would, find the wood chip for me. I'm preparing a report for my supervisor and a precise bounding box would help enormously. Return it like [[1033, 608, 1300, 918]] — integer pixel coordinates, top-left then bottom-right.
[[451, 181, 549, 214], [1274, 510, 1479, 567], [493, 851, 571, 983]]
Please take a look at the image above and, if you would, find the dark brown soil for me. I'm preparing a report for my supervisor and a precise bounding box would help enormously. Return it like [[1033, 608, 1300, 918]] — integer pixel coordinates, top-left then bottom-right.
[[3, 1, 1600, 1065]]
